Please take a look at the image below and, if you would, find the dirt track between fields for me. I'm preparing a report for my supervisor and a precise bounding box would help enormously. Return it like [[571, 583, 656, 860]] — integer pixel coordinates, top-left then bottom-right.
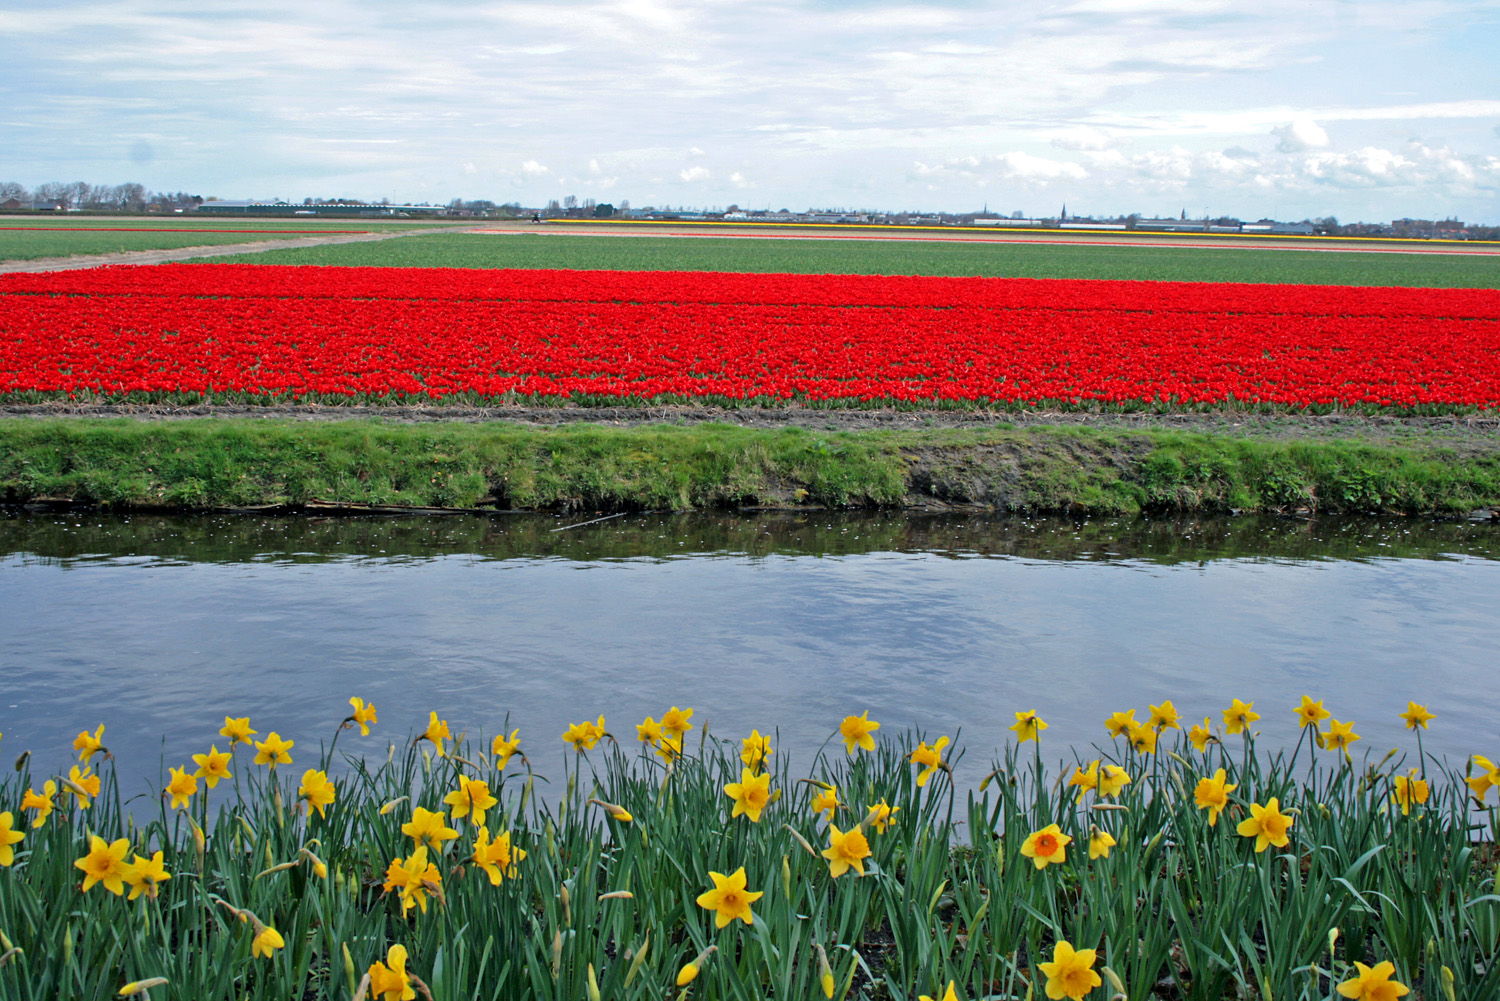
[[5, 401, 1500, 453]]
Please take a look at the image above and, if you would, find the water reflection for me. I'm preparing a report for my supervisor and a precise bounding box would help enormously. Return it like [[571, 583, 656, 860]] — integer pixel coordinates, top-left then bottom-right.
[[2, 510, 1497, 795]]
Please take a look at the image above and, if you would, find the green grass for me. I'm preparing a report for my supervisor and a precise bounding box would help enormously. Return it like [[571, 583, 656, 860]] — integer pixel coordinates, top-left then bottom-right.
[[0, 708, 1494, 1000], [0, 218, 441, 262], [3, 418, 1499, 517], [208, 232, 1500, 287]]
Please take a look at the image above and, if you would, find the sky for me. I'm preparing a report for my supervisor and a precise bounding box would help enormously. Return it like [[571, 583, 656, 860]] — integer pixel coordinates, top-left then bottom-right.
[[3, 0, 1499, 223]]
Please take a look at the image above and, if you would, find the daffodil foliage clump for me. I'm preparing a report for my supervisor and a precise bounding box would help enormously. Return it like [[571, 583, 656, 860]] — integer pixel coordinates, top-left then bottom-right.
[[0, 698, 1496, 1000]]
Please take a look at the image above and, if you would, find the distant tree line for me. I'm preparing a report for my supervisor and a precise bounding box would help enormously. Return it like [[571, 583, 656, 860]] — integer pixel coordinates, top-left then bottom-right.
[[0, 181, 202, 212]]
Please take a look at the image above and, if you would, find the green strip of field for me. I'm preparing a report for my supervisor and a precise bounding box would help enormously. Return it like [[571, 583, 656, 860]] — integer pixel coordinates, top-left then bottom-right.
[[0, 218, 443, 261], [4, 418, 1497, 516], [207, 231, 1500, 286]]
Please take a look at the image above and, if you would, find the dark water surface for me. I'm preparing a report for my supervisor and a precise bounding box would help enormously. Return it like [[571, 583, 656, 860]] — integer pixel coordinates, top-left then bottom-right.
[[3, 510, 1497, 792]]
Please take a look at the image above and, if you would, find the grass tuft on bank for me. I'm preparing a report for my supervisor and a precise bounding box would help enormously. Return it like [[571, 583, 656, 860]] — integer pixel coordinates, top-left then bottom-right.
[[2, 418, 1499, 516]]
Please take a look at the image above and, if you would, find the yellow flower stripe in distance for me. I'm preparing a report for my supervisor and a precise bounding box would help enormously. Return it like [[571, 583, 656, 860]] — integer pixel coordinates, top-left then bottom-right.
[[1294, 696, 1332, 728], [1040, 941, 1103, 1001], [839, 711, 880, 754], [724, 768, 772, 822], [1223, 699, 1259, 735], [695, 867, 763, 928], [347, 697, 378, 736], [1010, 709, 1047, 743], [1020, 824, 1071, 869], [1399, 701, 1435, 730], [1237, 798, 1294, 852]]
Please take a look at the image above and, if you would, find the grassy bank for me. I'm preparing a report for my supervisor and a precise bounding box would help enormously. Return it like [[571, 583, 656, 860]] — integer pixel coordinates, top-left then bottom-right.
[[2, 418, 1499, 516]]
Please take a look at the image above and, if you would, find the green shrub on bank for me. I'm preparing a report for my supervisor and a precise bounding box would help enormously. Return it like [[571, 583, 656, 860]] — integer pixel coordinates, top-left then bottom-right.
[[0, 700, 1496, 1000]]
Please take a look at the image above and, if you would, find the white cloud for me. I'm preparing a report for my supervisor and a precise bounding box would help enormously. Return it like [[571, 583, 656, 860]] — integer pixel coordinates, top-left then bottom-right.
[[679, 166, 711, 182], [729, 171, 755, 188], [520, 160, 550, 177], [1272, 120, 1330, 153]]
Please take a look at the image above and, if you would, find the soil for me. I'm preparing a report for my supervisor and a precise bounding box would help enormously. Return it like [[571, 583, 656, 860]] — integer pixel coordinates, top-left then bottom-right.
[[4, 400, 1500, 453]]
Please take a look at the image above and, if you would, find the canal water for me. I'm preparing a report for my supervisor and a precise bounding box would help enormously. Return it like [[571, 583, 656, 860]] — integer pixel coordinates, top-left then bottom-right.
[[2, 510, 1497, 793]]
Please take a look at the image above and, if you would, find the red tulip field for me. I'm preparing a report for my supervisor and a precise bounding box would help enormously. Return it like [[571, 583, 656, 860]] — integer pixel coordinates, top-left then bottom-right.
[[2, 262, 1498, 410]]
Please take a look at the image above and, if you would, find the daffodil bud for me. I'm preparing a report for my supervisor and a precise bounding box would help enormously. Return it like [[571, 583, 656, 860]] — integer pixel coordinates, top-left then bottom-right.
[[782, 824, 817, 858], [623, 933, 649, 987], [560, 883, 572, 926], [587, 963, 600, 1001], [1327, 927, 1338, 958], [1102, 966, 1126, 995], [0, 947, 22, 968], [782, 855, 792, 899], [378, 796, 408, 816], [342, 943, 358, 997], [816, 943, 834, 999], [118, 978, 169, 997], [676, 962, 699, 987], [598, 890, 634, 901], [62, 923, 73, 964], [1441, 966, 1456, 1001], [550, 929, 563, 980], [14, 750, 29, 771], [588, 798, 632, 823]]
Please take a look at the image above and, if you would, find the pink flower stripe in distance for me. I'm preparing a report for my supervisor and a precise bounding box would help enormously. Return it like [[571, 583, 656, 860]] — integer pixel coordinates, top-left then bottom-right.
[[2, 263, 1499, 409]]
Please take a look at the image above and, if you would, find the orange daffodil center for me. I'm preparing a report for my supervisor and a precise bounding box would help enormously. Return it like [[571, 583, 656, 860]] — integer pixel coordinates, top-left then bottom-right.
[[1021, 824, 1071, 869], [695, 866, 763, 928]]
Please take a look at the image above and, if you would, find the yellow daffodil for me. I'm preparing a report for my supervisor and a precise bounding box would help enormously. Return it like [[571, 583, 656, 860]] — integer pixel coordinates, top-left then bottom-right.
[[655, 733, 683, 764], [1399, 702, 1435, 730], [220, 716, 256, 745], [1010, 709, 1047, 743], [443, 775, 497, 827], [741, 729, 773, 771], [724, 767, 772, 822], [811, 784, 839, 818], [1147, 700, 1181, 731], [676, 962, 700, 987], [1236, 798, 1294, 853], [1188, 717, 1215, 752], [253, 732, 294, 767], [919, 981, 960, 1001], [822, 823, 871, 877], [1392, 770, 1429, 816], [839, 712, 880, 754], [1294, 696, 1331, 728], [298, 769, 337, 818], [1020, 823, 1071, 869], [1088, 828, 1116, 860], [66, 765, 100, 809], [1321, 719, 1361, 752], [251, 925, 284, 959], [867, 799, 898, 834], [1223, 699, 1259, 735], [1103, 710, 1138, 739], [165, 766, 197, 810], [419, 712, 451, 757], [1126, 722, 1158, 756], [368, 944, 417, 1001], [563, 716, 606, 752], [73, 724, 106, 763], [191, 745, 232, 789], [471, 826, 526, 885], [383, 846, 442, 914], [401, 807, 460, 851], [491, 728, 522, 768], [348, 697, 379, 736], [0, 812, 23, 866], [21, 781, 56, 827], [636, 716, 662, 744], [1194, 769, 1237, 826], [660, 706, 694, 738], [122, 850, 170, 901], [910, 736, 949, 787], [75, 835, 131, 894], [695, 866, 763, 927], [1039, 940, 1102, 1001], [1468, 755, 1500, 803], [1098, 764, 1131, 798], [1336, 960, 1410, 1000], [1068, 760, 1100, 802]]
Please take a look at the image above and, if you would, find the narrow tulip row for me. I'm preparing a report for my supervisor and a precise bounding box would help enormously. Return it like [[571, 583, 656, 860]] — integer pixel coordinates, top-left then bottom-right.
[[3, 264, 1500, 411], [0, 695, 1495, 1000]]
